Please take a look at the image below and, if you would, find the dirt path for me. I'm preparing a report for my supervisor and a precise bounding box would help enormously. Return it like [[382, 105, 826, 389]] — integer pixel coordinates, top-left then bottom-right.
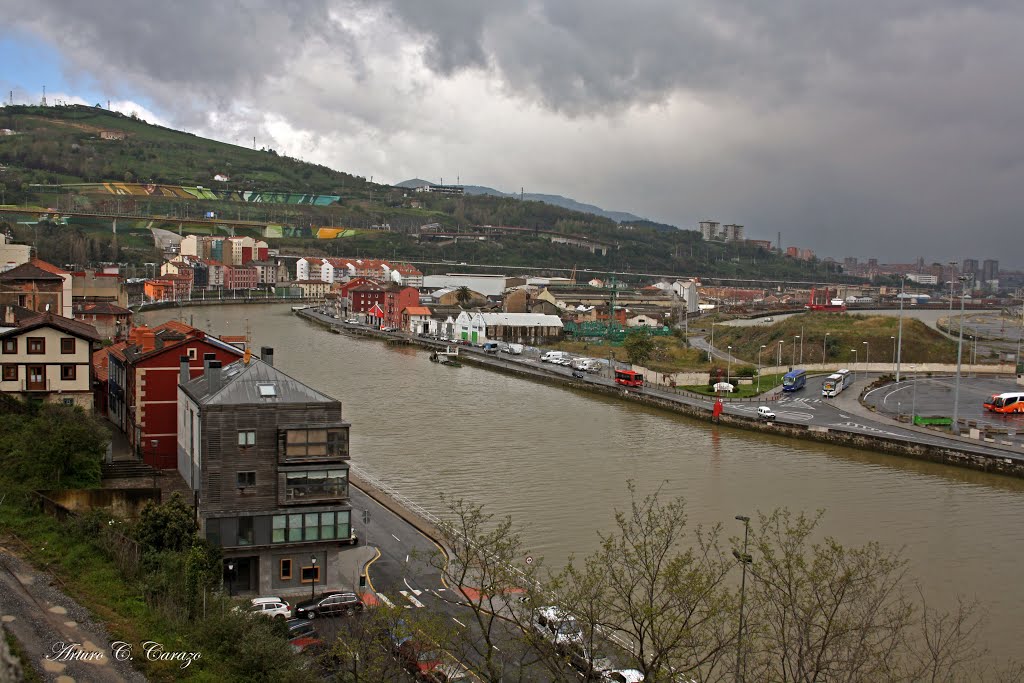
[[0, 545, 145, 682]]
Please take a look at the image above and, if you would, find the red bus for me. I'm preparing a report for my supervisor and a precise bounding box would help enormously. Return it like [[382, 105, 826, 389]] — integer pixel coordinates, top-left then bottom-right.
[[614, 369, 644, 387], [984, 392, 1024, 413]]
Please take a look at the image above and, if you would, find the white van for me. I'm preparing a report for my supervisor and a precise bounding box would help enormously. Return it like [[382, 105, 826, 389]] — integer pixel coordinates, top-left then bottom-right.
[[507, 343, 524, 355], [757, 406, 776, 420], [541, 351, 569, 363], [570, 357, 591, 370]]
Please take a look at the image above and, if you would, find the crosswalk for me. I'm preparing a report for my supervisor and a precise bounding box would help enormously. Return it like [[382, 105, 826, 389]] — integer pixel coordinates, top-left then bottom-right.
[[373, 587, 448, 609]]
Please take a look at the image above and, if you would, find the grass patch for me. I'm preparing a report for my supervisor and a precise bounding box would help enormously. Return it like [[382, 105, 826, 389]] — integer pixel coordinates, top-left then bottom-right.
[[682, 372, 787, 398]]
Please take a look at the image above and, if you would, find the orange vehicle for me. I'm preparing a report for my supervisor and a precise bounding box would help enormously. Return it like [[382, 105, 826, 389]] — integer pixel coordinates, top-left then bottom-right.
[[614, 369, 644, 387], [983, 392, 1024, 413]]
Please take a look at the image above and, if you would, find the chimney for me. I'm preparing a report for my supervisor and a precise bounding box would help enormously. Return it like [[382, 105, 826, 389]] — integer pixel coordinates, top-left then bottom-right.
[[261, 346, 274, 367], [179, 355, 189, 385], [203, 352, 215, 373], [139, 327, 157, 353], [207, 360, 222, 394]]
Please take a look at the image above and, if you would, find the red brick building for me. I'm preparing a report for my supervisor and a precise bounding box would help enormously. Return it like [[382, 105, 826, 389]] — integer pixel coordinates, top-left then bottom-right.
[[223, 265, 258, 290], [100, 321, 243, 468], [382, 284, 419, 329], [348, 281, 387, 315]]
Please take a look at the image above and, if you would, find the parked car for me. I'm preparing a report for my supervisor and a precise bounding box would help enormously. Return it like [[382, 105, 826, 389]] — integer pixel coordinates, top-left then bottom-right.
[[419, 660, 479, 682], [345, 318, 359, 324], [572, 370, 585, 379], [757, 406, 776, 420], [396, 638, 443, 676], [246, 596, 291, 619], [293, 591, 364, 619], [289, 635, 325, 655], [602, 670, 645, 683], [566, 642, 614, 679], [286, 618, 318, 640], [532, 606, 583, 652]]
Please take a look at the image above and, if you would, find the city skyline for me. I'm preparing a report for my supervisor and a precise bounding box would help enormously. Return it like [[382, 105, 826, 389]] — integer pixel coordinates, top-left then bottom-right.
[[2, 1, 1023, 266]]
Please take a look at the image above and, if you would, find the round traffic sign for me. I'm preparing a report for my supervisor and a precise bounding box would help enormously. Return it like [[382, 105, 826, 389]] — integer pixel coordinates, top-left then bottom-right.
[[525, 556, 534, 565]]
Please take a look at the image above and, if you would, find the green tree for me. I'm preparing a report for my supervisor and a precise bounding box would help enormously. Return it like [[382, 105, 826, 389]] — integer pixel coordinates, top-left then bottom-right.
[[135, 493, 197, 553], [456, 286, 473, 307], [9, 403, 109, 489], [622, 328, 655, 366]]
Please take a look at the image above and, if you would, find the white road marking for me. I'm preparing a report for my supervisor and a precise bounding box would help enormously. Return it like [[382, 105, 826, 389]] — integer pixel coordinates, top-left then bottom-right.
[[392, 534, 401, 542], [400, 590, 425, 608], [377, 593, 395, 607], [830, 421, 904, 437], [452, 617, 466, 628]]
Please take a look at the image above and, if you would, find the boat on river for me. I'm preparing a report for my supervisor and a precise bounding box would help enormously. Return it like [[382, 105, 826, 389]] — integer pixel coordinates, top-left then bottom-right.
[[430, 346, 461, 366], [291, 305, 309, 312]]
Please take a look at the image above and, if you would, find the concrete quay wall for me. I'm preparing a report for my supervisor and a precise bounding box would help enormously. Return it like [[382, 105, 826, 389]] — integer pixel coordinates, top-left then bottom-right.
[[296, 309, 1024, 479]]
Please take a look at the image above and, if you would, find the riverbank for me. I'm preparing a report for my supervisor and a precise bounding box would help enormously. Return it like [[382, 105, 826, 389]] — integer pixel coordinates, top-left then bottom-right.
[[297, 307, 1024, 479]]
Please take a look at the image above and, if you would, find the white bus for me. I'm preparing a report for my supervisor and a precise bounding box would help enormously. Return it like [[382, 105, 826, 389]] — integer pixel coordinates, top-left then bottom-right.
[[821, 368, 853, 397]]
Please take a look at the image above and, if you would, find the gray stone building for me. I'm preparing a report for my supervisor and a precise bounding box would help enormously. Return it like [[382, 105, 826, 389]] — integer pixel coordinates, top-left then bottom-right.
[[177, 348, 354, 595]]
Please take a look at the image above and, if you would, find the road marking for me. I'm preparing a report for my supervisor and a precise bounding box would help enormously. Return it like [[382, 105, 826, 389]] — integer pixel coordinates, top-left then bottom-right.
[[839, 414, 850, 419], [377, 593, 394, 607], [829, 421, 904, 437], [400, 590, 425, 608], [405, 554, 409, 563], [452, 617, 466, 628]]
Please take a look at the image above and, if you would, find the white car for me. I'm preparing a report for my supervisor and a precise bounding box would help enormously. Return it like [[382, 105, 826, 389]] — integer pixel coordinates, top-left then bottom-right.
[[532, 606, 583, 652], [603, 670, 645, 683], [247, 596, 291, 618], [757, 406, 776, 420]]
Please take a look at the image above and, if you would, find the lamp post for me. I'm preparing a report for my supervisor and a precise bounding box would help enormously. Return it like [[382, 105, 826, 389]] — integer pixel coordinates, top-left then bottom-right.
[[791, 335, 800, 368], [733, 515, 752, 683], [757, 344, 766, 393], [709, 323, 715, 362], [863, 341, 869, 375], [727, 346, 733, 385], [822, 333, 830, 367], [310, 556, 318, 600], [952, 275, 970, 435], [226, 561, 235, 597], [895, 275, 906, 381], [890, 336, 896, 375], [799, 326, 804, 364], [851, 348, 859, 382], [776, 340, 783, 368]]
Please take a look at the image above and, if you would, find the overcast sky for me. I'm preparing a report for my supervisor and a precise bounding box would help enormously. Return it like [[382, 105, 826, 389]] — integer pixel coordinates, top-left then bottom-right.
[[2, 0, 1022, 267]]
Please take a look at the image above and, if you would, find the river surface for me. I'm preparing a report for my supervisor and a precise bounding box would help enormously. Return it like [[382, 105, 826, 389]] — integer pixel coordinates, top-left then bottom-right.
[[146, 304, 1024, 657]]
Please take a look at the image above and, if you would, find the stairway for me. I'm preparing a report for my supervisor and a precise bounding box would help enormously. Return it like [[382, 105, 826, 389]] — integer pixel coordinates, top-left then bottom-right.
[[101, 460, 159, 480]]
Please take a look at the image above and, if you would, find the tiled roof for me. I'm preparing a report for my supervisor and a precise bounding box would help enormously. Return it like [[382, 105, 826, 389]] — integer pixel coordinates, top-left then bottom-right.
[[29, 258, 69, 276], [403, 306, 432, 315], [0, 262, 64, 281], [74, 301, 132, 316], [92, 346, 116, 382], [1, 312, 101, 341]]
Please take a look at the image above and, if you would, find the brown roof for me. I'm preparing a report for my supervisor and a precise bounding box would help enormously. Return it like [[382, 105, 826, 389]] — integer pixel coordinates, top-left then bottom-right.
[[403, 306, 432, 315], [92, 346, 114, 382], [1, 312, 100, 341], [0, 261, 65, 282], [29, 258, 69, 276], [74, 301, 132, 316]]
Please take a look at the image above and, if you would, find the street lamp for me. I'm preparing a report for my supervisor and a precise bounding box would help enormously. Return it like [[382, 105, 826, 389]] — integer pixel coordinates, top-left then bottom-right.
[[863, 341, 869, 374], [822, 332, 830, 367], [851, 348, 859, 382], [733, 515, 752, 683], [226, 561, 235, 597], [890, 336, 896, 375], [757, 344, 766, 393], [952, 275, 971, 435], [776, 340, 783, 368], [727, 346, 733, 384], [791, 335, 800, 368], [310, 555, 318, 600], [895, 275, 906, 381]]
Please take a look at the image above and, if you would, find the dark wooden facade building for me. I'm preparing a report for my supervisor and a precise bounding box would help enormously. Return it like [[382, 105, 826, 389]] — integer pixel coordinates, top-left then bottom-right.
[[177, 348, 353, 595]]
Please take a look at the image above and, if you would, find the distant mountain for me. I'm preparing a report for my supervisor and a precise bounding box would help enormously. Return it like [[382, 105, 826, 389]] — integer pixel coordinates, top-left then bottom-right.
[[395, 178, 653, 225]]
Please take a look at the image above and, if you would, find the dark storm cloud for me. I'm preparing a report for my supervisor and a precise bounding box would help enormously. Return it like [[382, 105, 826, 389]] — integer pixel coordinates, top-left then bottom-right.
[[3, 0, 1024, 262], [0, 0, 339, 123]]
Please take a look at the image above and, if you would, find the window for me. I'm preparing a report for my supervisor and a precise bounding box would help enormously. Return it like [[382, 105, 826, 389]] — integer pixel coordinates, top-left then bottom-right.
[[284, 469, 348, 501], [300, 566, 321, 584], [60, 338, 75, 354], [236, 471, 256, 488], [188, 347, 198, 360], [62, 398, 74, 406], [60, 365, 76, 381], [271, 510, 350, 544], [257, 384, 277, 397], [284, 428, 348, 459], [1, 365, 16, 381], [238, 430, 256, 448], [27, 338, 45, 354], [280, 558, 292, 581], [2, 338, 16, 354], [237, 517, 253, 546]]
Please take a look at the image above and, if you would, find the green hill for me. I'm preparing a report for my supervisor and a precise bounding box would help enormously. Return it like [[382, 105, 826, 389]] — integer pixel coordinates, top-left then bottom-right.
[[0, 104, 851, 283]]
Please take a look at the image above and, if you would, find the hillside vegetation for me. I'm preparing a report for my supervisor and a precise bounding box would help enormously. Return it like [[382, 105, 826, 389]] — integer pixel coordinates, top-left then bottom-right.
[[0, 105, 853, 281]]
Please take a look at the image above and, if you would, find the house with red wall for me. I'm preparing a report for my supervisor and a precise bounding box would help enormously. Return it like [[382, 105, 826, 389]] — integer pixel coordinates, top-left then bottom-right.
[[382, 284, 419, 329], [99, 321, 243, 468], [348, 281, 387, 316]]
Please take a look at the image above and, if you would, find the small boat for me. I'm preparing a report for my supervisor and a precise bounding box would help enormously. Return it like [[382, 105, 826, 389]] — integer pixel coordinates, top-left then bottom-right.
[[291, 305, 309, 312], [430, 345, 461, 365]]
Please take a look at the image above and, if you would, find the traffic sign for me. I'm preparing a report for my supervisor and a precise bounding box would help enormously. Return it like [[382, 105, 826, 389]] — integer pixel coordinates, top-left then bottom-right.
[[362, 510, 371, 525], [525, 556, 534, 565]]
